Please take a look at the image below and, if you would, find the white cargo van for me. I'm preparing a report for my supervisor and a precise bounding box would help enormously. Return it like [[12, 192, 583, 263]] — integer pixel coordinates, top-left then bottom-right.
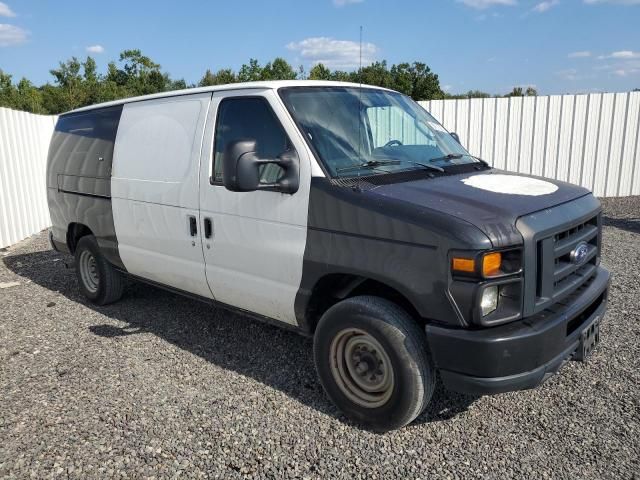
[[47, 81, 609, 430]]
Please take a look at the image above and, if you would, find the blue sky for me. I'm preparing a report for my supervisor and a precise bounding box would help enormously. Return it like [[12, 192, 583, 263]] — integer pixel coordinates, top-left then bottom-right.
[[0, 0, 639, 94]]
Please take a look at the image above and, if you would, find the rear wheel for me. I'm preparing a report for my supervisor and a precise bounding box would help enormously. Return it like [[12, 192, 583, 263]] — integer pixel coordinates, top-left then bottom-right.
[[74, 235, 124, 305], [314, 296, 435, 431]]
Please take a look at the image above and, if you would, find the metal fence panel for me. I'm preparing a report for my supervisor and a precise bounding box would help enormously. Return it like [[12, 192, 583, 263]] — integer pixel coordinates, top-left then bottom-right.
[[0, 108, 57, 248]]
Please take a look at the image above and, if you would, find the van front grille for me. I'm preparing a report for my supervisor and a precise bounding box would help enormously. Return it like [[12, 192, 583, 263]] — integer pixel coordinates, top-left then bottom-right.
[[515, 195, 603, 317], [534, 215, 600, 311]]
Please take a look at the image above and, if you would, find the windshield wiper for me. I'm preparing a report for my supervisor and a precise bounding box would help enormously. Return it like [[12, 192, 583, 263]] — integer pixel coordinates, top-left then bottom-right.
[[427, 153, 491, 169], [464, 154, 491, 168], [336, 159, 401, 174], [399, 160, 444, 173], [427, 153, 464, 163]]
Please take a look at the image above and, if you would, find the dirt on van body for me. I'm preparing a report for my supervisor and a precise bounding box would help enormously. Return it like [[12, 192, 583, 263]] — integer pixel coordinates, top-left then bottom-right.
[[1, 198, 639, 479]]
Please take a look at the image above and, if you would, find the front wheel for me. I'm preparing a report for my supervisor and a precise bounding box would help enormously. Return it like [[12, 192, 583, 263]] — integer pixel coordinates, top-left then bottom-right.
[[74, 235, 124, 305], [313, 296, 435, 431]]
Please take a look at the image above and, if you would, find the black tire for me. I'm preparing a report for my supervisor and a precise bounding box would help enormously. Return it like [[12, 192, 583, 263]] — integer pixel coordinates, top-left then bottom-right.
[[313, 295, 435, 431], [74, 235, 124, 305]]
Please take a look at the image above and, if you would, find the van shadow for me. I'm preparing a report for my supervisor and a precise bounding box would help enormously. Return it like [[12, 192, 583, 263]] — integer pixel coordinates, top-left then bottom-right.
[[3, 248, 477, 430], [602, 215, 640, 234]]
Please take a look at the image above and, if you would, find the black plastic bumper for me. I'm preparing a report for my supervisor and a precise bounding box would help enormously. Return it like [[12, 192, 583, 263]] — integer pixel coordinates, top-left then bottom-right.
[[426, 266, 610, 395]]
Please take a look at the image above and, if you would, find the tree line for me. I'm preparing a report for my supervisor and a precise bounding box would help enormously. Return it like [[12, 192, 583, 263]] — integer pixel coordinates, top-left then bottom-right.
[[0, 49, 536, 115]]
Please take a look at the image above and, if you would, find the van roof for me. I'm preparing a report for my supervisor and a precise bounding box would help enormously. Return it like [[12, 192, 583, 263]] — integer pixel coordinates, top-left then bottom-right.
[[64, 80, 395, 115]]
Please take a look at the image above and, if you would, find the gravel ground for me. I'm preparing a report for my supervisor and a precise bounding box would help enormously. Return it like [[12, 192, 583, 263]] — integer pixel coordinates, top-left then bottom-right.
[[1, 198, 639, 479]]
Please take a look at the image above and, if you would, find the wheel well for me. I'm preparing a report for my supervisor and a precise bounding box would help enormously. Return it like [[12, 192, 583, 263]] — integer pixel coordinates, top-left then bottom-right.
[[66, 223, 93, 253], [305, 274, 423, 334]]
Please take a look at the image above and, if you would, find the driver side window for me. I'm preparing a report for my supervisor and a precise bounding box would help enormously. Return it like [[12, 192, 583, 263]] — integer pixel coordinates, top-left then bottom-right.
[[366, 105, 436, 148], [212, 97, 291, 184]]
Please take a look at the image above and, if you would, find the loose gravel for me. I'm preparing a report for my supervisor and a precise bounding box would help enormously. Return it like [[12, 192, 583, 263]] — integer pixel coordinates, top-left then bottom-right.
[[1, 198, 639, 479]]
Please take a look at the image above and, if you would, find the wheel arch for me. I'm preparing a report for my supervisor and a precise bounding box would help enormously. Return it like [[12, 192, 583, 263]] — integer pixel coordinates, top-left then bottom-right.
[[66, 223, 94, 254], [302, 273, 424, 334]]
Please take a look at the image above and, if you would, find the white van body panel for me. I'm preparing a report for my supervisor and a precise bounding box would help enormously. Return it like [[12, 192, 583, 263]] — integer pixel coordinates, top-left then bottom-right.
[[111, 93, 213, 298], [199, 89, 312, 324]]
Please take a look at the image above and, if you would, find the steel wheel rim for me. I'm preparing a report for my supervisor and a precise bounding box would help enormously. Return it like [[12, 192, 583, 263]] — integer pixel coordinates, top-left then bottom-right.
[[329, 328, 394, 408], [79, 250, 99, 294]]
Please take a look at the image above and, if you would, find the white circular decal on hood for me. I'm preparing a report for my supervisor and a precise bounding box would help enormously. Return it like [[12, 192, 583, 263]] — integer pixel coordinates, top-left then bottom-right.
[[461, 174, 559, 196]]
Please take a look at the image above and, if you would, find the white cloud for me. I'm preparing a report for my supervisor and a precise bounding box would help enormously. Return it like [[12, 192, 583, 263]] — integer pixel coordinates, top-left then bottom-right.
[[443, 84, 453, 91], [0, 23, 27, 46], [286, 37, 377, 69], [568, 51, 591, 58], [557, 68, 579, 80], [0, 2, 16, 17], [598, 50, 640, 59], [611, 68, 639, 76], [476, 12, 502, 20], [533, 0, 559, 12], [458, 0, 516, 9], [333, 0, 363, 6], [610, 50, 640, 58], [86, 44, 105, 54], [584, 0, 640, 4]]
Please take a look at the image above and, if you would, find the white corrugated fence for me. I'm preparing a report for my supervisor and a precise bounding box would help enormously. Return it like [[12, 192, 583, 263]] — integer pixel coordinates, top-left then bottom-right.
[[420, 92, 640, 197], [0, 108, 57, 248], [0, 92, 639, 248]]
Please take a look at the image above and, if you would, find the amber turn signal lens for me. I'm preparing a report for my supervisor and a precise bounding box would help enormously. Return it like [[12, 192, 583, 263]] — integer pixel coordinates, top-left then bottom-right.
[[482, 252, 502, 277], [452, 257, 475, 273]]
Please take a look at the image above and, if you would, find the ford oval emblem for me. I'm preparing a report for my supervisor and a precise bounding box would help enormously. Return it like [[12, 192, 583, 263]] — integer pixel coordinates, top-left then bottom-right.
[[570, 241, 589, 265]]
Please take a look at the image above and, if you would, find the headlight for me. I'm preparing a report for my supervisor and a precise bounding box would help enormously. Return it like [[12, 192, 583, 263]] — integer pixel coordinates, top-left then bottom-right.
[[451, 249, 522, 279], [480, 285, 499, 316]]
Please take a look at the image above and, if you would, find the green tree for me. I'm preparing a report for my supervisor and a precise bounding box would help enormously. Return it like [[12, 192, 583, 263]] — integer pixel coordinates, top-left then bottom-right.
[[48, 57, 85, 111], [107, 49, 168, 96], [330, 70, 352, 82], [16, 78, 45, 113], [409, 62, 442, 100], [238, 59, 263, 82], [390, 63, 414, 96], [1, 51, 452, 113], [308, 63, 332, 80], [358, 61, 393, 89], [465, 90, 491, 98], [0, 71, 19, 109], [199, 68, 237, 86], [262, 58, 297, 80], [506, 87, 524, 97]]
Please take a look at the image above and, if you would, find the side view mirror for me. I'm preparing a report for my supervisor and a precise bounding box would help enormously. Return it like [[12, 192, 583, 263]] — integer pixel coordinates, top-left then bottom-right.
[[450, 132, 461, 144], [222, 139, 299, 194]]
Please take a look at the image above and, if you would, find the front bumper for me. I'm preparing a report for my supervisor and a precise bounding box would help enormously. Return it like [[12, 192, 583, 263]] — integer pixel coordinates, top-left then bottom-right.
[[426, 266, 610, 395]]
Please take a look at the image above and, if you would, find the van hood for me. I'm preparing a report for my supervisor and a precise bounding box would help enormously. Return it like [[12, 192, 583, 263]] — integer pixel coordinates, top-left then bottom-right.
[[369, 169, 591, 247]]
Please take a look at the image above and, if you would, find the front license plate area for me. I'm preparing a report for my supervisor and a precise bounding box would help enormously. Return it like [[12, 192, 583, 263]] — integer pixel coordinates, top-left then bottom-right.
[[575, 316, 600, 362]]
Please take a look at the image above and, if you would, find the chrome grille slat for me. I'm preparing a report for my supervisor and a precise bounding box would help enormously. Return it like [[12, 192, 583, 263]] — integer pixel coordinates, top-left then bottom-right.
[[553, 245, 598, 280], [552, 264, 596, 301], [553, 224, 598, 257]]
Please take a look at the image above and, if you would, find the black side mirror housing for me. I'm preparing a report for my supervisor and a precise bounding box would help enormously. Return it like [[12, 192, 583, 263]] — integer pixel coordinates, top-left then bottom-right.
[[222, 140, 299, 194], [450, 132, 461, 144]]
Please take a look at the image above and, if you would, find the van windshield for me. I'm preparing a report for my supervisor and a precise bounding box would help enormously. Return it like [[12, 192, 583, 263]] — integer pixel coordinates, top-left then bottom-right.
[[278, 86, 478, 178]]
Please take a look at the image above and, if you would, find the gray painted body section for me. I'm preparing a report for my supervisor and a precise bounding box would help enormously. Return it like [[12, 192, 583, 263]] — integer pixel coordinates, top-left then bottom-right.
[[294, 176, 494, 329], [46, 105, 124, 268]]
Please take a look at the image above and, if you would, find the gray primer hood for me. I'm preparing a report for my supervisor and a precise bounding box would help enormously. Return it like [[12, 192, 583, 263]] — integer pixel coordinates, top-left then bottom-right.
[[370, 169, 591, 247]]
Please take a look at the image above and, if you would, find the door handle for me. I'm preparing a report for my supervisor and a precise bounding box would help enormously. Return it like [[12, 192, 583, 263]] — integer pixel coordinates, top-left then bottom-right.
[[188, 216, 197, 236], [204, 218, 213, 239]]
